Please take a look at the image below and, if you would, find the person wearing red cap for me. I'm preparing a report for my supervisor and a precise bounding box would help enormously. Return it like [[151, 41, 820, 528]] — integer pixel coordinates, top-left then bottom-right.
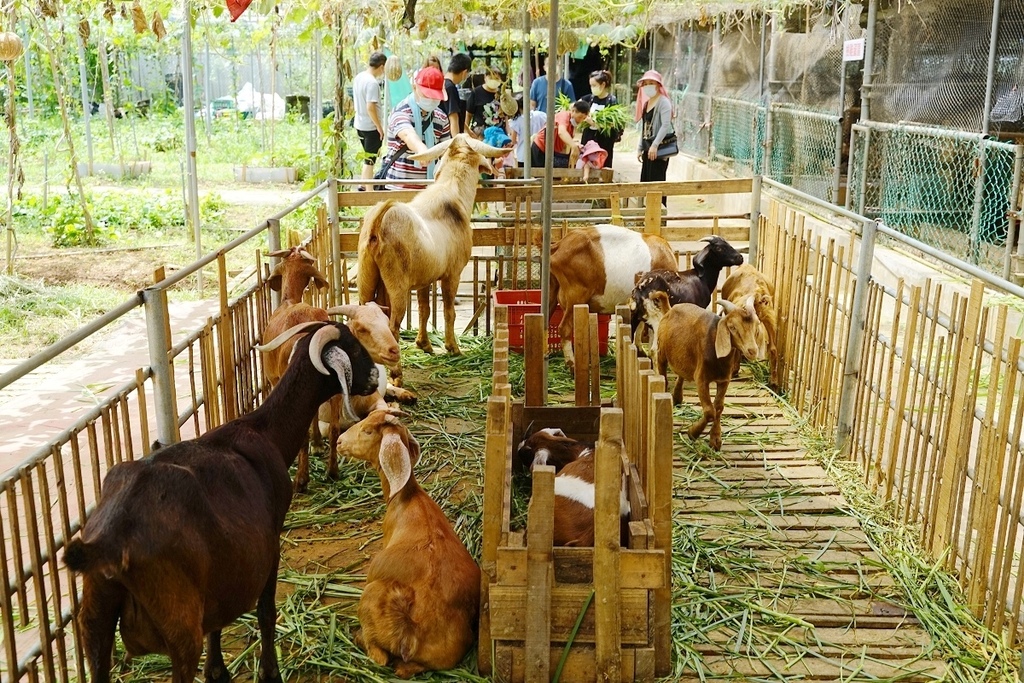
[[635, 69, 675, 204], [379, 67, 452, 189]]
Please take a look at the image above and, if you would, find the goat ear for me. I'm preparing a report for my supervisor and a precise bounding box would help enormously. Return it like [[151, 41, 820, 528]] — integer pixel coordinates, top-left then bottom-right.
[[268, 273, 282, 292], [715, 320, 733, 358], [407, 434, 422, 469], [379, 431, 412, 499], [311, 273, 329, 290]]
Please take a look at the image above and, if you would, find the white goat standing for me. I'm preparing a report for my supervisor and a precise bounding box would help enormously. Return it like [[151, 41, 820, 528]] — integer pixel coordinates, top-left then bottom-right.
[[357, 134, 508, 386]]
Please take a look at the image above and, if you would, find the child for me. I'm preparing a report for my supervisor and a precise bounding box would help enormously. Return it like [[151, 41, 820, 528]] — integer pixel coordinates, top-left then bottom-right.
[[576, 139, 608, 183], [483, 125, 515, 178]]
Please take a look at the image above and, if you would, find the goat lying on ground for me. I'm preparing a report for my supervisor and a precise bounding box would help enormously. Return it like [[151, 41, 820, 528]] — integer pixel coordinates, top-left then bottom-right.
[[721, 264, 778, 387], [514, 428, 630, 547], [65, 323, 379, 683], [358, 134, 508, 386], [515, 427, 594, 472], [628, 235, 744, 349], [547, 223, 677, 371], [336, 410, 480, 679], [646, 292, 761, 451]]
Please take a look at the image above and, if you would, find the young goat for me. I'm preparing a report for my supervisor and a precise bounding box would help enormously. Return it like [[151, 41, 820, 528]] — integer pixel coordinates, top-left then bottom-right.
[[647, 292, 761, 451], [628, 235, 744, 348], [65, 323, 379, 683], [721, 264, 778, 387], [336, 410, 480, 679], [515, 427, 594, 472], [515, 428, 630, 547]]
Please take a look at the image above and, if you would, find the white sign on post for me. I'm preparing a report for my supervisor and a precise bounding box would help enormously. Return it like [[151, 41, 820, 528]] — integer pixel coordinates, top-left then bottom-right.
[[843, 38, 866, 62]]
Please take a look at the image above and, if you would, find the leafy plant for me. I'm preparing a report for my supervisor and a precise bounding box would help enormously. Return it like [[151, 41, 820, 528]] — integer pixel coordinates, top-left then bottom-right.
[[555, 91, 573, 112], [590, 103, 631, 136]]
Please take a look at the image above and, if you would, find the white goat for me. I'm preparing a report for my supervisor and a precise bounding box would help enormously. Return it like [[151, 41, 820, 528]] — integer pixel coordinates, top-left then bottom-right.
[[357, 134, 508, 386]]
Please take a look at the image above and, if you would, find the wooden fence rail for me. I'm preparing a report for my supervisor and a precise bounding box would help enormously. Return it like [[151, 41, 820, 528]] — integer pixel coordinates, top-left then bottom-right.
[[759, 192, 1024, 644]]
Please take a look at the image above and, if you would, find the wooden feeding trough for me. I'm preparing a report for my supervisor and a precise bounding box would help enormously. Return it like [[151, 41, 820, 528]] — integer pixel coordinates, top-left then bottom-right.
[[479, 304, 674, 682]]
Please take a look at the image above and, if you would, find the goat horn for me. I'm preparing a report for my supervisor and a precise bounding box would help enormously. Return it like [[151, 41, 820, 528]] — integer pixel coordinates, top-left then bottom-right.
[[699, 236, 717, 243], [256, 321, 324, 352], [464, 136, 515, 158], [309, 325, 341, 375], [298, 249, 316, 262], [408, 137, 455, 164], [266, 248, 293, 258], [325, 305, 358, 318], [744, 295, 757, 316], [718, 299, 738, 314]]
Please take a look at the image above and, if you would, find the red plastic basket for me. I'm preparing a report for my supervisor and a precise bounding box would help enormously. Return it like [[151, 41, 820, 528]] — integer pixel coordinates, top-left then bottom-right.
[[493, 290, 610, 355]]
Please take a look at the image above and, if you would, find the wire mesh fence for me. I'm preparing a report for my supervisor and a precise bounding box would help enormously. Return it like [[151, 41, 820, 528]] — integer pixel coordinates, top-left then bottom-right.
[[767, 105, 841, 203], [847, 121, 1020, 273], [674, 91, 709, 158], [710, 97, 765, 175]]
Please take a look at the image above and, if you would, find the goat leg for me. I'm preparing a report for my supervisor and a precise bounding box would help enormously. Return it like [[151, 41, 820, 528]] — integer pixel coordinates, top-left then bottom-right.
[[440, 273, 462, 355], [77, 576, 125, 683], [558, 314, 575, 373], [294, 445, 310, 493], [256, 558, 283, 683], [687, 381, 714, 441], [708, 380, 729, 451], [327, 396, 342, 479], [203, 631, 231, 683], [415, 286, 434, 354]]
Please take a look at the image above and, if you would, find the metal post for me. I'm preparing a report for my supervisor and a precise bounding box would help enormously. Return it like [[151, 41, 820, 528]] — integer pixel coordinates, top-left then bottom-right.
[[836, 218, 878, 451], [22, 23, 33, 118], [857, 126, 871, 215], [522, 6, 532, 179], [540, 0, 558, 326], [981, 0, 1001, 135], [77, 27, 94, 174], [181, 0, 203, 292], [327, 178, 342, 306], [267, 218, 282, 310], [757, 11, 767, 100], [969, 141, 988, 265], [832, 60, 847, 205], [749, 174, 762, 266], [1004, 144, 1022, 281], [861, 0, 877, 122], [143, 287, 179, 448], [203, 26, 213, 141], [311, 23, 322, 177]]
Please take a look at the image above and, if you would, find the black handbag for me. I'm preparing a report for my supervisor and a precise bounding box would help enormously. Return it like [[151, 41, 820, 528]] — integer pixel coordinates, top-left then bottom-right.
[[373, 142, 408, 190], [654, 132, 679, 158]]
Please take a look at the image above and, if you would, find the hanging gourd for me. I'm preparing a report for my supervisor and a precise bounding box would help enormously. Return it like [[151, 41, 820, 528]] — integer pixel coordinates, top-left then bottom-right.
[[78, 18, 90, 42], [131, 0, 148, 34], [384, 54, 403, 82], [151, 10, 166, 41], [0, 32, 24, 62], [557, 28, 580, 56]]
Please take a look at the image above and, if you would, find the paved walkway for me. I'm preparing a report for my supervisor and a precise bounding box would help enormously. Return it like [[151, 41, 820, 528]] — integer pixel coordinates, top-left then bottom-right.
[[673, 376, 946, 680]]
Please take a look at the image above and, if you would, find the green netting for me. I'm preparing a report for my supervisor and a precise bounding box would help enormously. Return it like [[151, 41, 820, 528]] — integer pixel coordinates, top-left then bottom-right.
[[767, 106, 842, 203], [711, 97, 765, 175], [674, 92, 710, 158], [846, 122, 1018, 274]]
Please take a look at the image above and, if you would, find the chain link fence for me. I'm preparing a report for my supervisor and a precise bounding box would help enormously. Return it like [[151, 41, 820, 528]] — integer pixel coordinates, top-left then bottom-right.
[[711, 97, 765, 175], [848, 121, 1021, 272], [768, 105, 842, 203]]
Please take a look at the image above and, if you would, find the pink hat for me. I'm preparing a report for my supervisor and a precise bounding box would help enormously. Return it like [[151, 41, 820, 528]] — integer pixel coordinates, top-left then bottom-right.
[[578, 140, 608, 169], [414, 67, 448, 101], [636, 69, 664, 86]]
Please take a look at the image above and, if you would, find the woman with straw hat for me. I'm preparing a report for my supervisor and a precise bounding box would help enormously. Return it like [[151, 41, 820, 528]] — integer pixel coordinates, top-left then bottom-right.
[[635, 69, 675, 203]]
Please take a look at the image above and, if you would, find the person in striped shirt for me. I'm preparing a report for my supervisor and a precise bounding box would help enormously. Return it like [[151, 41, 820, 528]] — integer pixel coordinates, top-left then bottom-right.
[[381, 67, 452, 190]]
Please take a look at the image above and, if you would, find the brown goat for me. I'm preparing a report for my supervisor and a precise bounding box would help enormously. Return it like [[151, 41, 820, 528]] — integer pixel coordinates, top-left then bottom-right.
[[64, 323, 379, 683], [721, 264, 778, 387], [336, 410, 480, 679], [648, 292, 761, 451], [515, 427, 594, 472], [358, 134, 508, 386], [547, 224, 677, 371]]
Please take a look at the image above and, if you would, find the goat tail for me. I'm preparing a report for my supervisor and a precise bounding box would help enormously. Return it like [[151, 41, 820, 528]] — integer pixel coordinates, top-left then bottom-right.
[[64, 539, 103, 573], [371, 582, 419, 662]]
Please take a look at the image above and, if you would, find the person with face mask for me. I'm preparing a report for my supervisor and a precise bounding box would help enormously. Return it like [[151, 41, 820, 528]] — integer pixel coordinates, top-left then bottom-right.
[[465, 66, 507, 136], [635, 70, 674, 200], [581, 69, 621, 170], [380, 67, 452, 190]]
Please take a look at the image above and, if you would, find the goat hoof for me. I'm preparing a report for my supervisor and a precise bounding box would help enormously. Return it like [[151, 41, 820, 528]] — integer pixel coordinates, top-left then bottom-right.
[[394, 662, 426, 679], [257, 668, 282, 683], [204, 666, 231, 683], [293, 478, 309, 494], [416, 339, 435, 354]]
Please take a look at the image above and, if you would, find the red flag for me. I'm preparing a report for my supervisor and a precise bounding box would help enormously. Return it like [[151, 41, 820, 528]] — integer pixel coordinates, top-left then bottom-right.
[[226, 0, 254, 21]]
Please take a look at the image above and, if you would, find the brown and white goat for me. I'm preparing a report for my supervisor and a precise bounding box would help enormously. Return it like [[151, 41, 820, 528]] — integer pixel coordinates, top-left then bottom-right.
[[65, 323, 379, 683], [547, 223, 677, 371], [721, 263, 778, 387], [358, 134, 508, 386], [515, 428, 630, 547], [336, 410, 480, 679], [647, 292, 761, 451], [515, 427, 593, 472]]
